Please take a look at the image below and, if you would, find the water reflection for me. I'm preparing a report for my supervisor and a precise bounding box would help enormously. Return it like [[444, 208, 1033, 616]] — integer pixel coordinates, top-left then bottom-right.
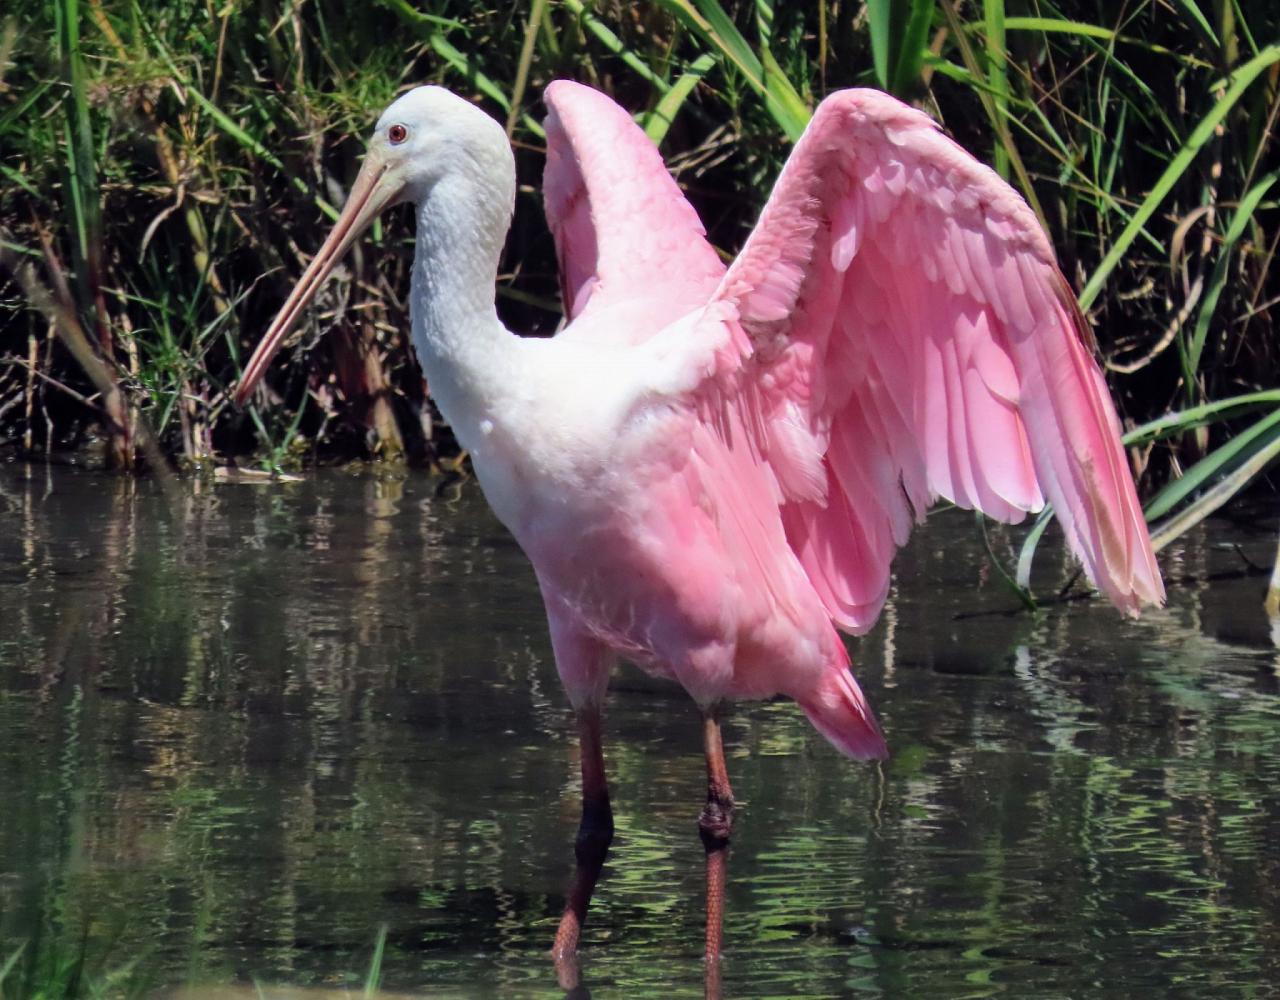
[[0, 464, 1277, 997]]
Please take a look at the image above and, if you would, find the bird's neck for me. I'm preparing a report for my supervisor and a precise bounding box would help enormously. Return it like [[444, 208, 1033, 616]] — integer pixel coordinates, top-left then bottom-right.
[[409, 169, 518, 427]]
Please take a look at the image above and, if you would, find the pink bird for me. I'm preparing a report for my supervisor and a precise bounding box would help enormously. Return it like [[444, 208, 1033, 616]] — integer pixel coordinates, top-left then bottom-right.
[[235, 82, 1163, 974]]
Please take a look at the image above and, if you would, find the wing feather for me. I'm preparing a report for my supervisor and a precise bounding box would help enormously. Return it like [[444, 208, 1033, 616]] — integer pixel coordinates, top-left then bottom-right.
[[701, 88, 1162, 625], [541, 81, 724, 333]]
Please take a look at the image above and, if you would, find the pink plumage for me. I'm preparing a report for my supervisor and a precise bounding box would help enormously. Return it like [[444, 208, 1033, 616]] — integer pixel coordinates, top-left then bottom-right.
[[542, 81, 725, 328], [538, 82, 1162, 764]]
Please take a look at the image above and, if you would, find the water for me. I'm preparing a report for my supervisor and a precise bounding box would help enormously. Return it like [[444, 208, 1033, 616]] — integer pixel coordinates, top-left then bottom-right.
[[1, 462, 1277, 998]]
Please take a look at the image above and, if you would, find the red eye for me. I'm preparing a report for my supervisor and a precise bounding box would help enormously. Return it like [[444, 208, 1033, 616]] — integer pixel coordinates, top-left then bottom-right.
[[388, 124, 408, 144]]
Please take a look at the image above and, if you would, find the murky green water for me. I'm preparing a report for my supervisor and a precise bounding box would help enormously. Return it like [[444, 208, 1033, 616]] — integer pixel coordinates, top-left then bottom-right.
[[1, 463, 1277, 998]]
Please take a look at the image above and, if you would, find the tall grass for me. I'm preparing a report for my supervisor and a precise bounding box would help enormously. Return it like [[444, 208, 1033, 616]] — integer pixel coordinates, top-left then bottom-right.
[[0, 2, 1276, 551]]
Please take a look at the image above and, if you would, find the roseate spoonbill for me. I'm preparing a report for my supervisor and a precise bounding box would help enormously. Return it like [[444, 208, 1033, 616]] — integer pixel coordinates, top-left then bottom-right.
[[234, 82, 1164, 970]]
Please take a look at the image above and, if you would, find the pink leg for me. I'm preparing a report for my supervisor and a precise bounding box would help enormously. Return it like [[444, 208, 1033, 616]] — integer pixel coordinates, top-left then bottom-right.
[[700, 711, 735, 980], [552, 706, 614, 969]]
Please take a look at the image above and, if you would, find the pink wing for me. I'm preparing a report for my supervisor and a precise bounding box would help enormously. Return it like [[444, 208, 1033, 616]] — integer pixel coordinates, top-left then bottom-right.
[[706, 89, 1163, 628], [542, 81, 725, 333]]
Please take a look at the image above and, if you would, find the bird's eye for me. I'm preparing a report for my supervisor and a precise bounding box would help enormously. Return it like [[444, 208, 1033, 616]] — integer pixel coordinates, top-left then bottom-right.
[[388, 124, 408, 144]]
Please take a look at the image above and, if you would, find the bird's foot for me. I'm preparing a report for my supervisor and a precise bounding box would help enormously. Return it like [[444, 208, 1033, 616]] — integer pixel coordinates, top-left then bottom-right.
[[698, 794, 735, 852], [551, 921, 583, 984], [699, 791, 734, 970], [552, 797, 614, 970]]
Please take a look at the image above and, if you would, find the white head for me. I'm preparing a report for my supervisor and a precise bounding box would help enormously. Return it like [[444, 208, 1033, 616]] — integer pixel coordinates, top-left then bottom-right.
[[372, 86, 515, 206], [235, 86, 515, 402]]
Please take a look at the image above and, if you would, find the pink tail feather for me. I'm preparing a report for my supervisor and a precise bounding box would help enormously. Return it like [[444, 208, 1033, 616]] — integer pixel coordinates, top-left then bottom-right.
[[799, 665, 888, 760]]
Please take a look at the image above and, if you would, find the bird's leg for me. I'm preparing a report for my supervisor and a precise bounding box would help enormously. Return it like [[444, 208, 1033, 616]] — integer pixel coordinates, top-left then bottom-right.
[[553, 706, 614, 966], [700, 710, 735, 970]]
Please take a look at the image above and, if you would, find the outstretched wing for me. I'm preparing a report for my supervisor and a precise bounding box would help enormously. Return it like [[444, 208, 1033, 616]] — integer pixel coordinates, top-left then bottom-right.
[[542, 81, 725, 335], [706, 89, 1163, 629]]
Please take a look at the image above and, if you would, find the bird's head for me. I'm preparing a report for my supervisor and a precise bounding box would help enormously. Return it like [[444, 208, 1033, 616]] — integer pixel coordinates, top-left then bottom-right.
[[368, 86, 513, 204], [234, 86, 510, 405]]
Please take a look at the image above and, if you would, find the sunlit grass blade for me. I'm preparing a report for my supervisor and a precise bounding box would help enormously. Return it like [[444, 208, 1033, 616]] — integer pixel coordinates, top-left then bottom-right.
[[868, 0, 934, 94], [1266, 531, 1280, 618], [1002, 15, 1113, 40], [505, 0, 549, 136], [759, 42, 806, 129], [55, 0, 103, 332], [891, 0, 935, 94], [560, 0, 673, 95], [1143, 407, 1280, 524], [1182, 170, 1278, 387], [868, 0, 891, 89], [643, 53, 716, 144], [371, 0, 463, 30], [1170, 0, 1220, 49], [363, 925, 387, 998], [978, 512, 1038, 610], [1122, 389, 1280, 446], [997, 16, 1215, 66], [983, 0, 1010, 178], [1147, 409, 1280, 551], [657, 0, 810, 139], [1014, 508, 1055, 592], [0, 942, 25, 991]]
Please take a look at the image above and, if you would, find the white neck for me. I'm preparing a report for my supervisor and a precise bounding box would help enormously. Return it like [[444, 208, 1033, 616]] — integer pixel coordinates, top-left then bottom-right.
[[409, 168, 518, 430]]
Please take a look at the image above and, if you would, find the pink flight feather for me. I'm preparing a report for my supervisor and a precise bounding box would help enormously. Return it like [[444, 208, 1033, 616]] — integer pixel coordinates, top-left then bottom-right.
[[705, 89, 1163, 625]]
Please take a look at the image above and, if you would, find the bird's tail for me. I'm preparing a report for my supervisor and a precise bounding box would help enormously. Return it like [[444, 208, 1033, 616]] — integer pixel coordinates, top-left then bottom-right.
[[798, 662, 888, 760]]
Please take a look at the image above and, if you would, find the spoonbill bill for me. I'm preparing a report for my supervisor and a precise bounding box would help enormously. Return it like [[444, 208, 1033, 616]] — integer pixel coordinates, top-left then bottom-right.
[[234, 81, 1164, 969]]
